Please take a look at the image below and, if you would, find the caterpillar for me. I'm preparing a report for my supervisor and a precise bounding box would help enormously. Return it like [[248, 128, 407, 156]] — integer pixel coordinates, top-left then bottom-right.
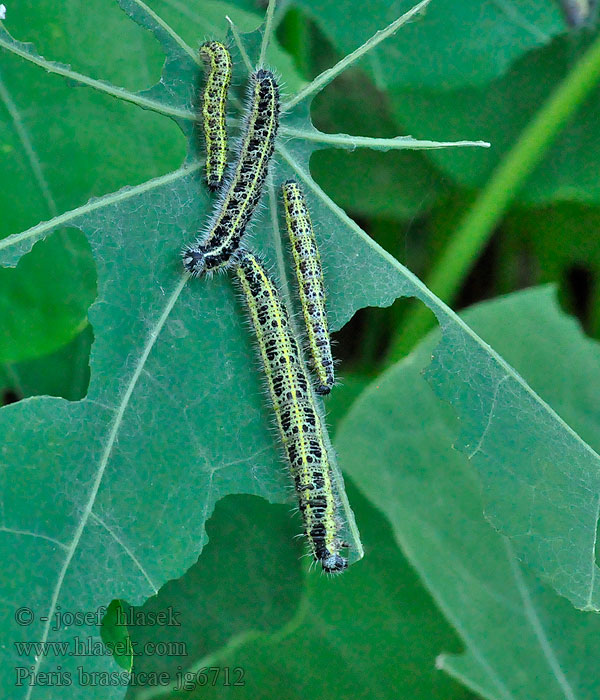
[[235, 250, 347, 574], [183, 69, 280, 276], [199, 41, 233, 190], [282, 180, 334, 395]]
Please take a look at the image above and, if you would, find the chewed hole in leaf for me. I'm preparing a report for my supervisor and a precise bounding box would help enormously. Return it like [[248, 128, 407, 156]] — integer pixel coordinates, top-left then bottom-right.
[[565, 263, 594, 330], [102, 495, 303, 686], [0, 228, 96, 365]]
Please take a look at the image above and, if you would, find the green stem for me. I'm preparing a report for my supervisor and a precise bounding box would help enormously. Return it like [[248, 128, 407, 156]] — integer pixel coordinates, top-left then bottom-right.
[[387, 31, 600, 363], [259, 0, 277, 67]]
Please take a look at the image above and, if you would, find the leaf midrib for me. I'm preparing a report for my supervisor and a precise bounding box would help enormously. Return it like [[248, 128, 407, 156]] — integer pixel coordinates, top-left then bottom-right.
[[25, 275, 187, 698], [0, 162, 202, 256]]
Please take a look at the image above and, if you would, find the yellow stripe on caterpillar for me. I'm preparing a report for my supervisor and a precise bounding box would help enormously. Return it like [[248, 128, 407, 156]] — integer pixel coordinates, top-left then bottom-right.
[[235, 250, 347, 574], [183, 69, 280, 276], [199, 41, 232, 190], [282, 180, 334, 395]]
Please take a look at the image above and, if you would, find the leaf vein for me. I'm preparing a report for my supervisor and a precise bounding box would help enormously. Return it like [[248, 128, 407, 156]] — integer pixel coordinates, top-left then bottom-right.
[[128, 0, 200, 65], [0, 68, 57, 216], [467, 374, 509, 459], [89, 510, 158, 593], [491, 0, 550, 42], [585, 493, 600, 610], [0, 162, 202, 257], [283, 0, 432, 111], [278, 125, 490, 150], [503, 538, 578, 700], [0, 526, 68, 550], [0, 30, 196, 121]]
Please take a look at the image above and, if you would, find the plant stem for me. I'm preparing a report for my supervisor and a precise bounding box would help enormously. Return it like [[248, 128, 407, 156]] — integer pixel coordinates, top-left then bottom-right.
[[387, 31, 600, 363]]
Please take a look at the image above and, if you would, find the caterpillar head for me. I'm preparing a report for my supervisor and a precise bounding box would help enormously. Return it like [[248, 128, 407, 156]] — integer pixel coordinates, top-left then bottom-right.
[[321, 553, 348, 574], [182, 247, 206, 277]]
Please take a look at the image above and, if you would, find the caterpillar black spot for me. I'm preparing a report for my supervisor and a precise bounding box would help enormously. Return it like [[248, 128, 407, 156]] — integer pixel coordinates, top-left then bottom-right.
[[234, 250, 347, 574], [199, 41, 232, 190], [183, 69, 280, 276], [282, 180, 334, 395]]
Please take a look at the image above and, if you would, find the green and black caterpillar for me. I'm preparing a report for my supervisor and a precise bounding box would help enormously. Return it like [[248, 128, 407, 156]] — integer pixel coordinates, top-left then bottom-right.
[[184, 54, 348, 571], [282, 180, 334, 395], [199, 41, 232, 190], [183, 69, 280, 276], [235, 251, 347, 573]]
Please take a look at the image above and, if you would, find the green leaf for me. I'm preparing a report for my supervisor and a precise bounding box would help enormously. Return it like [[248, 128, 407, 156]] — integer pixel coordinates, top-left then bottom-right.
[[0, 0, 181, 236], [115, 495, 304, 699], [294, 0, 566, 89], [337, 285, 600, 699], [391, 31, 600, 204], [0, 230, 95, 363], [0, 3, 593, 696], [422, 286, 600, 611], [323, 372, 372, 431], [201, 485, 476, 700], [502, 202, 600, 334], [506, 202, 600, 273], [147, 0, 305, 94]]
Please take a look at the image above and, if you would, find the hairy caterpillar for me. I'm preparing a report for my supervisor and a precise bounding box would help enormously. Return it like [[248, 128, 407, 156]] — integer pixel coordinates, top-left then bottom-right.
[[235, 250, 347, 573], [282, 180, 334, 395], [199, 41, 233, 190], [183, 69, 280, 276]]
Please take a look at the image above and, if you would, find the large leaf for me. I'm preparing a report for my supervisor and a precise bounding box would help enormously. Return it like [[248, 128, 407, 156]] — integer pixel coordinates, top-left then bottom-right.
[[337, 286, 600, 699], [0, 2, 597, 698], [390, 31, 600, 204], [294, 0, 566, 89]]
